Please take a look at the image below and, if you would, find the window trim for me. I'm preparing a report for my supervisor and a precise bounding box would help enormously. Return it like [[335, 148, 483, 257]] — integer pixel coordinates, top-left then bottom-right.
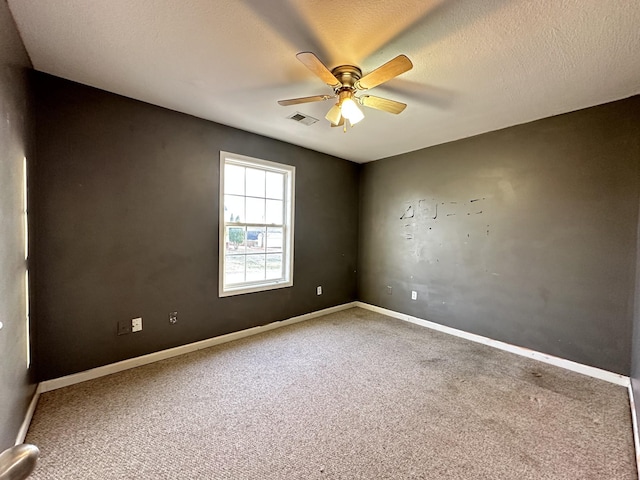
[[219, 151, 295, 297]]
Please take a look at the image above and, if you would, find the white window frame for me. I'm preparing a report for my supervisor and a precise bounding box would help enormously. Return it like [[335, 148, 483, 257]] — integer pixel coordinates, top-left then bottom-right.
[[219, 151, 295, 297]]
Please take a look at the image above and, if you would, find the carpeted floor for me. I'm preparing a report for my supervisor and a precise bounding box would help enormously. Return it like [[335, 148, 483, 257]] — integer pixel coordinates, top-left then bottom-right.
[[26, 307, 636, 479]]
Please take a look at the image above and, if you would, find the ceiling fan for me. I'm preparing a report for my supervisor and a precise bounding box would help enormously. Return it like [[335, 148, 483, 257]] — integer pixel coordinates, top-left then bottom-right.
[[278, 52, 413, 131]]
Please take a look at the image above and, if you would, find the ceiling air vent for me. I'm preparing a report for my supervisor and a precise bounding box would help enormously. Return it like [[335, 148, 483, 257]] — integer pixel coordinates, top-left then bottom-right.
[[288, 112, 318, 126]]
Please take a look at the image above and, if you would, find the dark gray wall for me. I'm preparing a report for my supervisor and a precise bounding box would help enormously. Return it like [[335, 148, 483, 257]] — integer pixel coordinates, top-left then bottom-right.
[[27, 63, 640, 386], [33, 73, 359, 381], [631, 193, 640, 420], [0, 0, 35, 450], [359, 97, 640, 375]]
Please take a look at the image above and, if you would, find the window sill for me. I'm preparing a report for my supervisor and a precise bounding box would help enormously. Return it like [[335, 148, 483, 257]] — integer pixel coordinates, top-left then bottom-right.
[[219, 280, 293, 297]]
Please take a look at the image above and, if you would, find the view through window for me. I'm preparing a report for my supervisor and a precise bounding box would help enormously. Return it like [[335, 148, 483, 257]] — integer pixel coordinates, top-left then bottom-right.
[[219, 152, 294, 296]]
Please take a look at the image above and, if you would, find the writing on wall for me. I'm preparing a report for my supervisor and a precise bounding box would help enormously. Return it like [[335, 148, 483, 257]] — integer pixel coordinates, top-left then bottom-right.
[[398, 197, 492, 266]]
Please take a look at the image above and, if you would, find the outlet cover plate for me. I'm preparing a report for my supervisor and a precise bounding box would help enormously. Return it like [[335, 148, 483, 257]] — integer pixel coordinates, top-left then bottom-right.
[[132, 317, 143, 332], [411, 291, 418, 300]]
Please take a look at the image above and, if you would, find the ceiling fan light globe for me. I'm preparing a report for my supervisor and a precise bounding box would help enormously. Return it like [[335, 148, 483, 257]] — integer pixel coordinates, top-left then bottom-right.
[[341, 98, 364, 124], [325, 104, 342, 125]]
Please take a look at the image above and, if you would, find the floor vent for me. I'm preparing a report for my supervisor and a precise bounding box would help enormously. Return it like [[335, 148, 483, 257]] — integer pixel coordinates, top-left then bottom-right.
[[288, 112, 318, 126]]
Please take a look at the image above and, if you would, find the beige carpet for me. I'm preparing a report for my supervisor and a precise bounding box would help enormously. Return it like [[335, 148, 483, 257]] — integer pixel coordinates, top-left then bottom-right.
[[26, 307, 636, 479]]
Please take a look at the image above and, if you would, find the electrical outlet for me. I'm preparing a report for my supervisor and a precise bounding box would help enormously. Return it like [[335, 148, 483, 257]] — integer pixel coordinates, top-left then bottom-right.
[[169, 311, 178, 324], [387, 286, 392, 295], [411, 290, 418, 300], [132, 317, 143, 332], [317, 286, 322, 295], [117, 320, 131, 336]]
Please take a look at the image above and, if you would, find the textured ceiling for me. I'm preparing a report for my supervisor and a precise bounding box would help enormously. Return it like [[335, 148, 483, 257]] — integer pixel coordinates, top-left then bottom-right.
[[7, 0, 640, 163]]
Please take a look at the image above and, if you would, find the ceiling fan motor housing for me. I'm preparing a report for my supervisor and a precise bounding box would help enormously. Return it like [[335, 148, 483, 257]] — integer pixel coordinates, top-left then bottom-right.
[[331, 65, 362, 93]]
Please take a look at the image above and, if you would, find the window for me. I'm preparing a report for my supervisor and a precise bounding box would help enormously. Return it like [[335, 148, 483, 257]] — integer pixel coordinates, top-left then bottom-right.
[[219, 152, 295, 297]]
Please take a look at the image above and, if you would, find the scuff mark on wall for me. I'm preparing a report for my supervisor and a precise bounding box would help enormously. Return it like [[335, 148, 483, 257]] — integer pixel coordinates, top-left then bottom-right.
[[400, 204, 414, 219]]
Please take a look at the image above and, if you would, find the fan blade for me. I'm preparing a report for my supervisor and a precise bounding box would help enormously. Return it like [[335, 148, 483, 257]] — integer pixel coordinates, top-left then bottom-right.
[[278, 95, 334, 106], [359, 95, 407, 114], [325, 104, 342, 125], [296, 52, 342, 88], [356, 55, 413, 90], [331, 117, 345, 128]]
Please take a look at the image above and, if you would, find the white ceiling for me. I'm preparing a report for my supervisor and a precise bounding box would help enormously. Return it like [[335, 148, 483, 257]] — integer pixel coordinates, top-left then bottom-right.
[[7, 0, 640, 163]]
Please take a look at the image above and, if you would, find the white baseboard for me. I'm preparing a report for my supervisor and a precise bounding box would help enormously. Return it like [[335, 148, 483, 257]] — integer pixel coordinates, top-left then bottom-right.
[[15, 384, 41, 445], [354, 301, 630, 387], [38, 300, 630, 391], [39, 302, 357, 393]]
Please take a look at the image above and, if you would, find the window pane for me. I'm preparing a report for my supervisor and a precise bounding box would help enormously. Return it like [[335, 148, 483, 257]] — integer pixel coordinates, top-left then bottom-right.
[[224, 195, 244, 223], [246, 254, 266, 282], [220, 153, 294, 297], [266, 171, 284, 200], [246, 168, 265, 198], [266, 227, 283, 252], [225, 164, 244, 195], [246, 226, 266, 253], [225, 254, 245, 284], [266, 253, 282, 280], [246, 197, 265, 224], [266, 199, 283, 225], [226, 226, 246, 254]]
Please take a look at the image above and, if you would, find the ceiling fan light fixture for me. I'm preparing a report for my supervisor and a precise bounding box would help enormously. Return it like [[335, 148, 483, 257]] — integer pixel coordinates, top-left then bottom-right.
[[341, 96, 364, 125]]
